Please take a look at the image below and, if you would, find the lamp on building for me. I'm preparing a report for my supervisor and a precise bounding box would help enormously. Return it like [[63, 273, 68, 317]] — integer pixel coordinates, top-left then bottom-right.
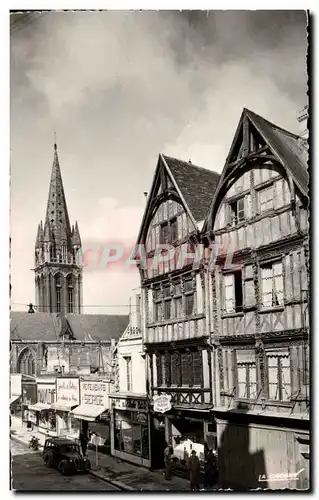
[[28, 303, 36, 314]]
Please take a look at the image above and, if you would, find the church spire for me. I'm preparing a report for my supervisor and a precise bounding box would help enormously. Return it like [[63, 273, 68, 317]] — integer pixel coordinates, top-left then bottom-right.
[[34, 139, 83, 315], [44, 139, 72, 247]]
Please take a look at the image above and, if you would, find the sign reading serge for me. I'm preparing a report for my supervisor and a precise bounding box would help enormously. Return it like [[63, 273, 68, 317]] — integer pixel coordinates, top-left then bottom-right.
[[80, 380, 109, 407]]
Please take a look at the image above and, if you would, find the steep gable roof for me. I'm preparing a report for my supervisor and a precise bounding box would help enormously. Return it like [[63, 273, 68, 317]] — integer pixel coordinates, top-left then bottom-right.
[[245, 109, 308, 196], [66, 314, 129, 342], [10, 312, 60, 341], [162, 155, 221, 222]]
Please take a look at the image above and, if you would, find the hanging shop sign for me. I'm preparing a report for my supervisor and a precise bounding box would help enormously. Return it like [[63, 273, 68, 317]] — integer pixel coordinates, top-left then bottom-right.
[[56, 378, 80, 406], [80, 380, 108, 407], [153, 394, 172, 414], [136, 412, 147, 424], [37, 383, 56, 405]]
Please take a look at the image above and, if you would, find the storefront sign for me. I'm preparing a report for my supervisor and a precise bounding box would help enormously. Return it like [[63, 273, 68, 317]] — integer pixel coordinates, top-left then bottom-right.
[[37, 383, 56, 405], [153, 395, 172, 414], [80, 380, 108, 407], [10, 374, 22, 397], [56, 378, 80, 405], [112, 397, 148, 411]]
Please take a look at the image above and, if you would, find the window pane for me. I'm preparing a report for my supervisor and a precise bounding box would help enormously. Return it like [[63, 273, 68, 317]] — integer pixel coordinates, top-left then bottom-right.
[[273, 262, 283, 277], [248, 365, 257, 398], [174, 297, 182, 318], [184, 279, 193, 293], [261, 266, 272, 280], [237, 366, 246, 398], [181, 353, 190, 385], [192, 352, 202, 386], [244, 280, 255, 306], [185, 294, 194, 316], [163, 285, 170, 298], [164, 300, 171, 319], [171, 354, 179, 385]]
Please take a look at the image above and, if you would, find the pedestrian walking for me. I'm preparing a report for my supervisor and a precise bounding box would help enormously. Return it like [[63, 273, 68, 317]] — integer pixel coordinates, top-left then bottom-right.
[[79, 429, 88, 457], [188, 449, 201, 491], [164, 442, 173, 481], [204, 449, 215, 489]]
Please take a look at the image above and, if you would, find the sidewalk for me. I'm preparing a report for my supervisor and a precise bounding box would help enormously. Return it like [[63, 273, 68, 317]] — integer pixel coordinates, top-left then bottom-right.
[[10, 417, 191, 491]]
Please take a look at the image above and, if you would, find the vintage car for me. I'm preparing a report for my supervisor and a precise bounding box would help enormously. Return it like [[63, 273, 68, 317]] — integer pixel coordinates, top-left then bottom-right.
[[43, 437, 91, 475]]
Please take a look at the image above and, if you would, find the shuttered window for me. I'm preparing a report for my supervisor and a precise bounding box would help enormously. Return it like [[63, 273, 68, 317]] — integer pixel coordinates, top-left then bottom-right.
[[236, 350, 257, 400], [156, 350, 202, 388], [223, 271, 243, 313]]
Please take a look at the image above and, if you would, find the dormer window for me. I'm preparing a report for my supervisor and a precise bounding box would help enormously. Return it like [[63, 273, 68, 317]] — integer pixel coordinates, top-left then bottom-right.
[[229, 197, 245, 226]]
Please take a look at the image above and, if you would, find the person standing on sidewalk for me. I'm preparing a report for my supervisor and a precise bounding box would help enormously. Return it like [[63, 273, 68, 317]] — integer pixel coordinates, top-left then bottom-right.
[[188, 450, 201, 491], [164, 443, 172, 481], [79, 430, 88, 457]]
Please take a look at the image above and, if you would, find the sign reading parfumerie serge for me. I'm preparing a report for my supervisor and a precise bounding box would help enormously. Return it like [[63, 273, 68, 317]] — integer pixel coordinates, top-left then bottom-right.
[[80, 380, 108, 407], [153, 394, 172, 413], [56, 378, 80, 405]]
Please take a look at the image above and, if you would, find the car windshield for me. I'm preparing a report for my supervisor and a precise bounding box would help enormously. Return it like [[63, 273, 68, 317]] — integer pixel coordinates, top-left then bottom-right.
[[60, 444, 80, 454]]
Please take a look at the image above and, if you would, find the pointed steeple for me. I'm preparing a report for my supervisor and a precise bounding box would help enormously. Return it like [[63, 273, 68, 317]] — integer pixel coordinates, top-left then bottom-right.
[[44, 140, 72, 248], [72, 221, 81, 247], [35, 221, 44, 248]]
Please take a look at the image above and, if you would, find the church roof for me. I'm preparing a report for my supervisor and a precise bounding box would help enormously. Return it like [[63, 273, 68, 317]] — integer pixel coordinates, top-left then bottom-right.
[[10, 311, 129, 343], [10, 312, 60, 341], [66, 314, 129, 342], [162, 155, 221, 222]]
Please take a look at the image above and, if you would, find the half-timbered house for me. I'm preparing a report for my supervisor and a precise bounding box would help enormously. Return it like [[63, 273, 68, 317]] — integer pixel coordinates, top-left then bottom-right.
[[203, 108, 309, 489], [135, 154, 220, 470]]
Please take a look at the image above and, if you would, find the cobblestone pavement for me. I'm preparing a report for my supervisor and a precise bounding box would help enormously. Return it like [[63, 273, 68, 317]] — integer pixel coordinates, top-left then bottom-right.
[[10, 440, 120, 491]]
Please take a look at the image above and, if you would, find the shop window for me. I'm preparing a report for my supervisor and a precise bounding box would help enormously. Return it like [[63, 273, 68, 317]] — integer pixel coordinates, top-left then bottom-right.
[[114, 410, 149, 459], [266, 351, 291, 401], [223, 271, 243, 314], [260, 261, 284, 308]]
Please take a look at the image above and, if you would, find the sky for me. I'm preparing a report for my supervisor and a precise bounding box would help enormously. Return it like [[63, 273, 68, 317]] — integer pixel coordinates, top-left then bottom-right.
[[10, 10, 308, 315]]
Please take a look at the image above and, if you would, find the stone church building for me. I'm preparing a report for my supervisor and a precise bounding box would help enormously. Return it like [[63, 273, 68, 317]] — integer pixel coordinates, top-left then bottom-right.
[[10, 141, 129, 378]]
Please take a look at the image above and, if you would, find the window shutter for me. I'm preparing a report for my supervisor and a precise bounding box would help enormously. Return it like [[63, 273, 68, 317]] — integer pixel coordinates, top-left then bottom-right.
[[244, 263, 255, 307]]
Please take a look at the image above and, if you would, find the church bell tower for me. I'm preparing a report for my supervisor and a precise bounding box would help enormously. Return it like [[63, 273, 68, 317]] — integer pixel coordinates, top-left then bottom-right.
[[34, 140, 82, 315]]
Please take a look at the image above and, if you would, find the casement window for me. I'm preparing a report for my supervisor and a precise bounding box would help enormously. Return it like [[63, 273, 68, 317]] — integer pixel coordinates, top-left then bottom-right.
[[260, 261, 284, 308], [229, 197, 245, 226], [170, 218, 178, 242], [153, 288, 162, 322], [184, 278, 194, 316], [160, 222, 169, 244], [163, 284, 171, 320], [173, 282, 183, 318], [152, 276, 195, 323], [259, 185, 273, 213], [266, 351, 291, 401], [124, 356, 132, 392], [156, 350, 202, 388], [160, 218, 179, 244], [236, 350, 257, 399], [243, 265, 255, 307], [223, 271, 243, 313]]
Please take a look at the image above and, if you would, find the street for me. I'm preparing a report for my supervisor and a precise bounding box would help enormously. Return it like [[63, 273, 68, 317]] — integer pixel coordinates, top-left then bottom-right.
[[10, 439, 120, 491]]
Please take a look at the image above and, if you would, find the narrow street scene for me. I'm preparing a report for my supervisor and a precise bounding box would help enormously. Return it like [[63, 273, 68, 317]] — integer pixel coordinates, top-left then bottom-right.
[[11, 439, 120, 491], [9, 10, 309, 492]]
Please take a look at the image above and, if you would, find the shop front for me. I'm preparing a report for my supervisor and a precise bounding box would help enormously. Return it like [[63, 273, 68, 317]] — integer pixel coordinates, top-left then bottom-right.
[[21, 377, 37, 424], [28, 379, 56, 436], [110, 394, 150, 468], [51, 377, 80, 440], [150, 395, 216, 477], [10, 374, 22, 419], [71, 378, 111, 453]]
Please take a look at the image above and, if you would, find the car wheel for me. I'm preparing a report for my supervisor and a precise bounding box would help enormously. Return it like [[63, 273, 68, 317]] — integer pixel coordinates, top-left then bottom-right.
[[58, 460, 71, 476], [43, 453, 52, 467]]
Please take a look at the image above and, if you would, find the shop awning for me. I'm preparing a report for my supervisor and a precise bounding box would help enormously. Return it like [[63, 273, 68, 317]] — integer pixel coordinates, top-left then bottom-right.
[[70, 404, 108, 422], [10, 395, 20, 405], [51, 403, 76, 412], [28, 403, 51, 411]]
